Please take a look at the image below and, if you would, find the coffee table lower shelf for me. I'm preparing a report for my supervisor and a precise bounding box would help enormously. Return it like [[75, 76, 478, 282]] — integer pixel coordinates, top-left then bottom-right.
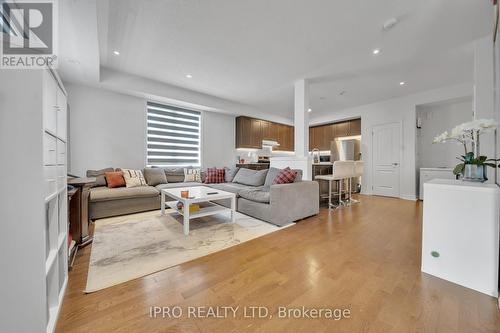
[[165, 201, 231, 219]]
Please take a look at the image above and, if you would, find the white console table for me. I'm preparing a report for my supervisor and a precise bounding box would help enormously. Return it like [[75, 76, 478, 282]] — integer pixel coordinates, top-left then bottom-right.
[[422, 179, 500, 297]]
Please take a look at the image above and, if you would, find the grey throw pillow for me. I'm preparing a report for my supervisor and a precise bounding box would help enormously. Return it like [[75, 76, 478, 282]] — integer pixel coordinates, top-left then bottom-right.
[[87, 167, 114, 187], [164, 168, 185, 183], [224, 167, 240, 182], [144, 168, 167, 186], [232, 168, 268, 186], [264, 167, 281, 187]]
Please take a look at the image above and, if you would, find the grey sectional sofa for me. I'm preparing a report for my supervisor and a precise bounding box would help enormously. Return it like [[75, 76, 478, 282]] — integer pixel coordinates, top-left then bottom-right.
[[87, 167, 319, 227]]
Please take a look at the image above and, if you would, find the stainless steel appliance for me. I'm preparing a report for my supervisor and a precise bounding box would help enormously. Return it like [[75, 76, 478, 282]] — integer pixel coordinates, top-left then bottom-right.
[[331, 139, 361, 161]]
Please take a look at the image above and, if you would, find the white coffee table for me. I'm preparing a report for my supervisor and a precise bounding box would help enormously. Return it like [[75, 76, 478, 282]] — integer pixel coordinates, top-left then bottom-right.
[[160, 186, 236, 235]]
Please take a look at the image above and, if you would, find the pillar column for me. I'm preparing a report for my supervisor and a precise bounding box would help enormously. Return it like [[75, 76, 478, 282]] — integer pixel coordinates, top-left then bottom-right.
[[294, 79, 310, 157]]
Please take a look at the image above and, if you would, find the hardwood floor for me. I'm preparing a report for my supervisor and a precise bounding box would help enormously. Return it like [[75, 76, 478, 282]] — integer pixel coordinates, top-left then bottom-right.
[[56, 195, 500, 333]]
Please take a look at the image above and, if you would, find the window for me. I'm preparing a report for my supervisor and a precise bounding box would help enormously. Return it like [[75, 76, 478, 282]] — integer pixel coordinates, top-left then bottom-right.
[[146, 102, 201, 167]]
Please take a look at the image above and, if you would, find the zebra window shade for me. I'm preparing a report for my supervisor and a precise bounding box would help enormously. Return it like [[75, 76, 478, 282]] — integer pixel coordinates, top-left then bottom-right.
[[146, 102, 201, 167]]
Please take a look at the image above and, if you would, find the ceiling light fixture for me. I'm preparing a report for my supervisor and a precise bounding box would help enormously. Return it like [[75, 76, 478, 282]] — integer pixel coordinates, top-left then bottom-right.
[[399, 81, 406, 86], [113, 50, 120, 55], [308, 108, 312, 112], [372, 48, 381, 55], [185, 74, 193, 78]]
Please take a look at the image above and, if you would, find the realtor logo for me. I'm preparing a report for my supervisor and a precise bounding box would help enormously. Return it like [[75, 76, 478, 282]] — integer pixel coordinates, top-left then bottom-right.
[[1, 0, 57, 69]]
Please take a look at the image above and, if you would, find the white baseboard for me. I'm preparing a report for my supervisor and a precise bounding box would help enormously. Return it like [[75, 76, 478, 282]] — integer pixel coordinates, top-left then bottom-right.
[[400, 194, 417, 201]]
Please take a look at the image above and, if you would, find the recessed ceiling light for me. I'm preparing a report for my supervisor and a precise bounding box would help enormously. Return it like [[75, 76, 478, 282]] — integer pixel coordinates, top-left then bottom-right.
[[308, 108, 312, 112], [113, 50, 120, 55], [399, 81, 406, 86], [185, 74, 193, 78], [372, 48, 381, 55]]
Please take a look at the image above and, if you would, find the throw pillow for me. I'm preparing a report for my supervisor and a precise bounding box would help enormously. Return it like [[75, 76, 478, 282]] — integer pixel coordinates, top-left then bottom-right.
[[122, 169, 147, 188], [264, 167, 281, 187], [224, 166, 240, 182], [144, 167, 167, 186], [87, 167, 114, 187], [184, 167, 202, 182], [232, 168, 268, 186], [204, 168, 225, 184], [164, 168, 185, 183], [272, 167, 297, 185], [105, 171, 126, 188]]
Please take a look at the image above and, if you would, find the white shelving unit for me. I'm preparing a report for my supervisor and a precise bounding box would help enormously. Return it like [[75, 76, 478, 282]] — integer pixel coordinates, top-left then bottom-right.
[[1, 68, 69, 333], [42, 70, 69, 333]]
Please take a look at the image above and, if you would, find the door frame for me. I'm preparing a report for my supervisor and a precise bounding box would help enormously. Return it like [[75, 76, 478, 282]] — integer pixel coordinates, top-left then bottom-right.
[[371, 121, 403, 198]]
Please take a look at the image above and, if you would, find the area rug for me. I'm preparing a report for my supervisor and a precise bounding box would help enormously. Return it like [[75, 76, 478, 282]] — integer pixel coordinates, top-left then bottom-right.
[[85, 209, 287, 292]]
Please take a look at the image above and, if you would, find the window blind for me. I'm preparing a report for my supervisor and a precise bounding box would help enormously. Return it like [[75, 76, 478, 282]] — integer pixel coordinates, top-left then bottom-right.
[[146, 102, 201, 167]]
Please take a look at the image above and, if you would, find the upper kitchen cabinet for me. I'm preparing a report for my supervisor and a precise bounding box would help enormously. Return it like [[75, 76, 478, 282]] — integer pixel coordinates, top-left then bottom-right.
[[308, 118, 361, 151], [235, 116, 294, 151], [349, 118, 361, 135], [334, 121, 349, 137], [236, 116, 259, 149]]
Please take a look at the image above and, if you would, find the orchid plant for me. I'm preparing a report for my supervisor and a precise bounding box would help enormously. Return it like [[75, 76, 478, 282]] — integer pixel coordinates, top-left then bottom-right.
[[433, 119, 500, 177]]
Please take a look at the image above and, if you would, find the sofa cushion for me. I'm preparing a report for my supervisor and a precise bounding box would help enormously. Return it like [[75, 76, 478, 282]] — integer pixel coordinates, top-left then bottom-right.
[[122, 169, 147, 188], [144, 167, 167, 186], [265, 167, 303, 186], [104, 171, 126, 188], [204, 168, 225, 184], [87, 167, 114, 187], [224, 166, 240, 182], [264, 167, 280, 187], [232, 168, 268, 186], [208, 183, 258, 194], [184, 167, 202, 182], [90, 186, 159, 202], [164, 168, 185, 183], [238, 188, 270, 203], [155, 182, 203, 191], [273, 167, 297, 185]]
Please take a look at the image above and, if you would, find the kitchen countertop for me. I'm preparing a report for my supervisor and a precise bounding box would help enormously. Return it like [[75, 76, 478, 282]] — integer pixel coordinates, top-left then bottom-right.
[[312, 162, 333, 165]]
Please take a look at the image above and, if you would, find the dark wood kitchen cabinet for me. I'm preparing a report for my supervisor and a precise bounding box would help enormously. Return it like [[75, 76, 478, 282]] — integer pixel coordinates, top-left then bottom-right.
[[235, 116, 294, 151], [309, 118, 361, 151]]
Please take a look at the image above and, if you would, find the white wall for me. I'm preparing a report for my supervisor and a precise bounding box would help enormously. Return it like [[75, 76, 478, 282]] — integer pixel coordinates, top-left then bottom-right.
[[201, 111, 236, 168], [66, 83, 236, 176], [66, 83, 146, 176], [474, 36, 496, 184], [310, 83, 472, 200], [416, 98, 473, 169]]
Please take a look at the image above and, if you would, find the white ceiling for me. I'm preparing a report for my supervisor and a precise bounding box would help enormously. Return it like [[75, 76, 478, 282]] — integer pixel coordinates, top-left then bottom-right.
[[61, 0, 493, 120]]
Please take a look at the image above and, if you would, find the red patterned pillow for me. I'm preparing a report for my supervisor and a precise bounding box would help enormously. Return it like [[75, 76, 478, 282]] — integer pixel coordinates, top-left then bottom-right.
[[272, 167, 297, 185], [204, 168, 225, 184]]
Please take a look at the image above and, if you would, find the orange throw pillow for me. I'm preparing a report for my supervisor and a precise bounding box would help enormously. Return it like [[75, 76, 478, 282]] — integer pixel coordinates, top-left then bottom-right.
[[105, 171, 126, 188]]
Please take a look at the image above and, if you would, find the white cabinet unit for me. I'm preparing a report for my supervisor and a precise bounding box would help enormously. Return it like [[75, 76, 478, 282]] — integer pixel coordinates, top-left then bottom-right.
[[422, 179, 500, 297], [419, 167, 455, 200], [0, 69, 68, 333]]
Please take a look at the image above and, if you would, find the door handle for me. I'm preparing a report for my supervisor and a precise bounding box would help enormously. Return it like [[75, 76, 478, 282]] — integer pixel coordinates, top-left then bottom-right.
[[392, 163, 399, 166]]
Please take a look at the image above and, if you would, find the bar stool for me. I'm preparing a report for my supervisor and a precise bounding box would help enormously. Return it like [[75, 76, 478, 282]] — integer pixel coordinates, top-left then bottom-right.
[[336, 161, 355, 206], [350, 160, 364, 204]]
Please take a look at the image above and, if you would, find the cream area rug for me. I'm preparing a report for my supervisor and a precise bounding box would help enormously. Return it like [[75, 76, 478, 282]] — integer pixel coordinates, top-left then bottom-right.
[[85, 209, 287, 293]]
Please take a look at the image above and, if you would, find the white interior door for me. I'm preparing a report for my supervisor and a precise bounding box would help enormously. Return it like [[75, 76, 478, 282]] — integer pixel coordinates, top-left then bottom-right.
[[372, 122, 401, 197]]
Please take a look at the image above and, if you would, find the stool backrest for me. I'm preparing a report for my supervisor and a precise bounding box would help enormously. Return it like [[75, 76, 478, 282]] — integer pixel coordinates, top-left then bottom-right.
[[332, 160, 355, 179], [354, 160, 364, 176]]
